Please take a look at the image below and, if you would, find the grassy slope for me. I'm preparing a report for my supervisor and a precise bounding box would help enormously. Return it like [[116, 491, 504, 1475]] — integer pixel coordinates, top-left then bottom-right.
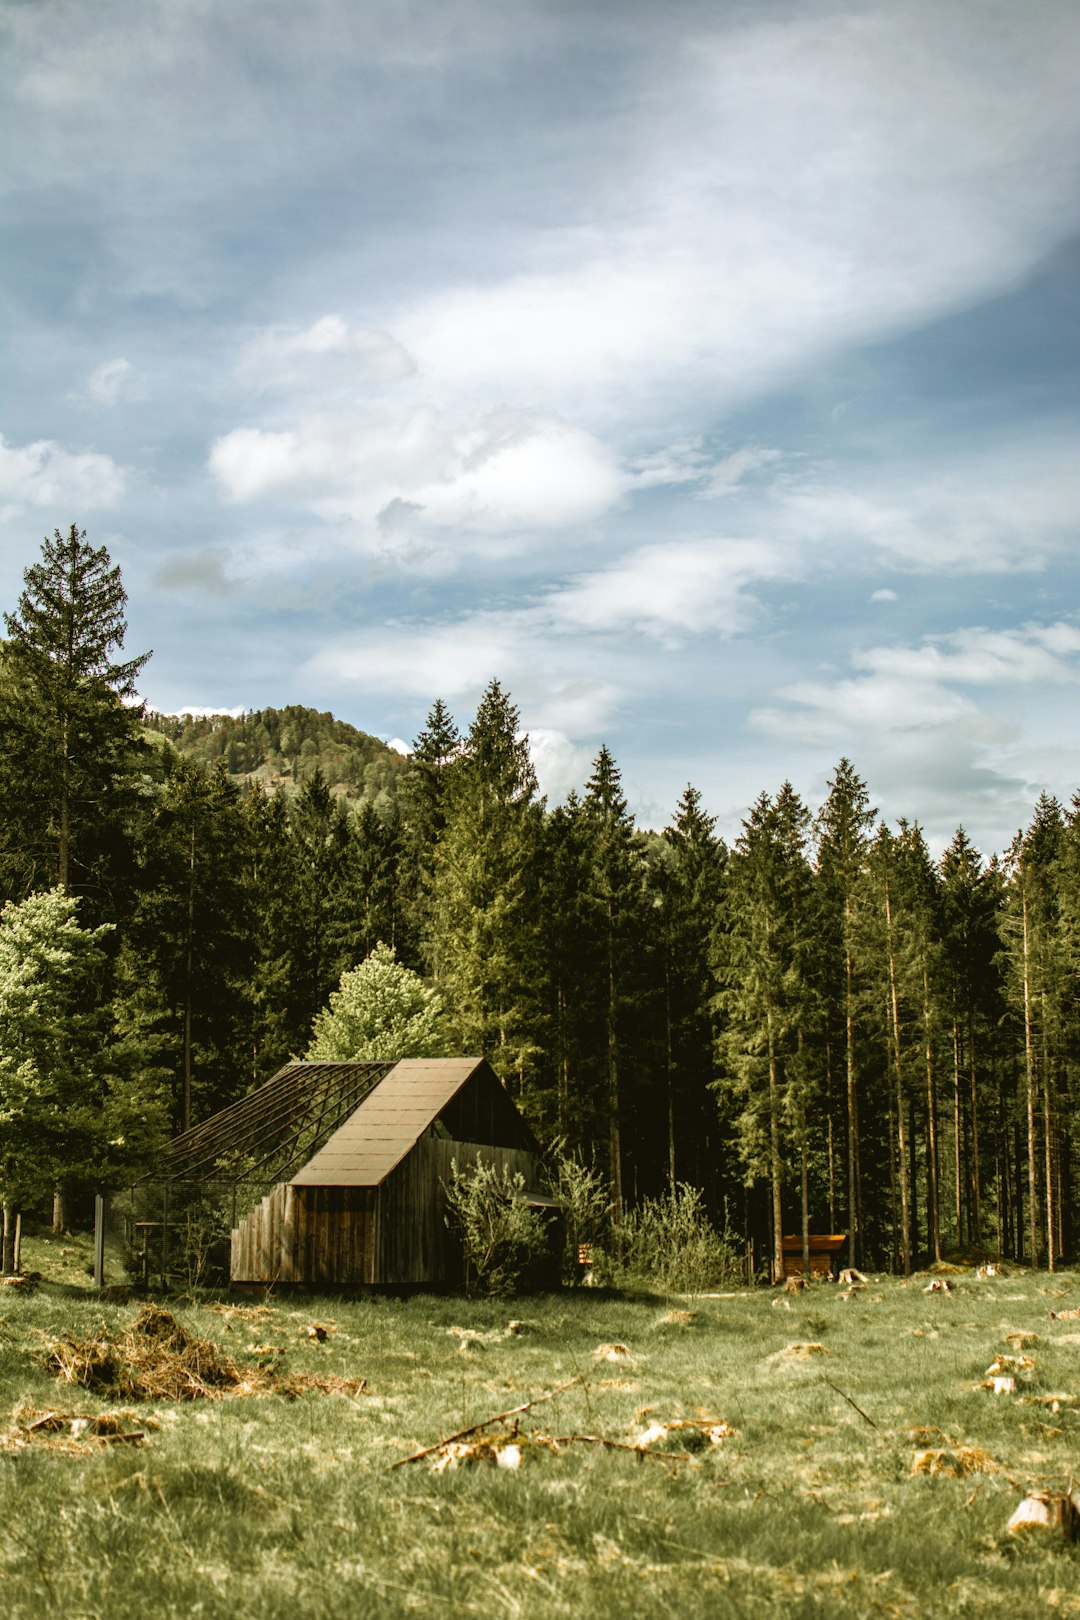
[[3, 1249, 1080, 1617]]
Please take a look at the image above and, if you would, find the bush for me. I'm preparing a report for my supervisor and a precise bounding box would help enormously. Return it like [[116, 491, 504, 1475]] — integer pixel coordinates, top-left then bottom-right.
[[607, 1183, 741, 1295], [444, 1156, 549, 1295], [544, 1150, 612, 1282]]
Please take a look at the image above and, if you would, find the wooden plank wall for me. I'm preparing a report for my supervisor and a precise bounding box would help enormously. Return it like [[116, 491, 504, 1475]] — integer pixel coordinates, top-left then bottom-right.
[[229, 1141, 540, 1287], [231, 1183, 376, 1286], [375, 1140, 540, 1286]]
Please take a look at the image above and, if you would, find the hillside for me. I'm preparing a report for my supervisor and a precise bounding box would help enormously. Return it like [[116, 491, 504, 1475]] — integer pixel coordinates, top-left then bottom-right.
[[144, 704, 410, 808]]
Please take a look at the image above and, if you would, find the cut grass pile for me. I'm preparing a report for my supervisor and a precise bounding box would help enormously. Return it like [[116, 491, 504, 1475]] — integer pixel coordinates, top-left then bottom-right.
[[43, 1302, 365, 1402], [2, 1268, 1080, 1615]]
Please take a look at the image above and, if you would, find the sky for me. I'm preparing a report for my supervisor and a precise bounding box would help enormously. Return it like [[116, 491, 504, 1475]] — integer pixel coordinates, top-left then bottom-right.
[[2, 0, 1079, 857]]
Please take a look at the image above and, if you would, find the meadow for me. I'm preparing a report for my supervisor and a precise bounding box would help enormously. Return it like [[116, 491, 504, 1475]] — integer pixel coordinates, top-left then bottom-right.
[[2, 1235, 1080, 1618]]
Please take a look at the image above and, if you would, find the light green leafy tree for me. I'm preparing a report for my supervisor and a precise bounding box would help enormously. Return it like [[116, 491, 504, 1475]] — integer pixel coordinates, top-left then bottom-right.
[[0, 888, 164, 1271], [305, 942, 445, 1060]]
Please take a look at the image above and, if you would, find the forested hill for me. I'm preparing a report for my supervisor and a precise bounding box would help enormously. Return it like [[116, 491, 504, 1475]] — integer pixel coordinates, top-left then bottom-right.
[[144, 705, 409, 809]]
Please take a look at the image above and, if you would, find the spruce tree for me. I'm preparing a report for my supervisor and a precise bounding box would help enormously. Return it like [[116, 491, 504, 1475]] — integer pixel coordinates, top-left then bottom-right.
[[580, 746, 643, 1218], [118, 756, 252, 1130], [815, 759, 876, 1269], [0, 525, 150, 912], [430, 682, 543, 1091]]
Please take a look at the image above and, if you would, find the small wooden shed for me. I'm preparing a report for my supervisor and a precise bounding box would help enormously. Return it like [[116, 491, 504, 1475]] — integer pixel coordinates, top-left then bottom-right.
[[229, 1057, 551, 1288]]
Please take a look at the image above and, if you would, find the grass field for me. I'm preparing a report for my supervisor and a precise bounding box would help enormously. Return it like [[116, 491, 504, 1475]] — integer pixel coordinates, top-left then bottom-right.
[[3, 1235, 1080, 1617]]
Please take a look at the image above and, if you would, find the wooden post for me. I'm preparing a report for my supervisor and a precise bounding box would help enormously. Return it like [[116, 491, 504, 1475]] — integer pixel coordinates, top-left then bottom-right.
[[12, 1213, 21, 1275], [93, 1195, 105, 1289]]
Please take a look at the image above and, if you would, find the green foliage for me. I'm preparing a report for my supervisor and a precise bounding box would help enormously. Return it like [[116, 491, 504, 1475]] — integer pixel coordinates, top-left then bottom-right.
[[444, 1155, 549, 1294], [306, 942, 445, 1060], [608, 1183, 741, 1294], [430, 681, 543, 1083], [0, 524, 150, 911], [0, 889, 164, 1215], [544, 1148, 612, 1281], [144, 703, 408, 807]]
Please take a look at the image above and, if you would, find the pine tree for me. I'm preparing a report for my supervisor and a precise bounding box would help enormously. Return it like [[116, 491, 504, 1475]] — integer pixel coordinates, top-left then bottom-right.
[[582, 745, 641, 1218], [939, 826, 999, 1254], [118, 756, 252, 1131], [0, 890, 163, 1270], [399, 699, 460, 972], [815, 760, 876, 1269], [660, 785, 725, 1190], [717, 785, 814, 1281], [430, 682, 543, 1091], [1001, 796, 1065, 1267], [0, 526, 150, 912]]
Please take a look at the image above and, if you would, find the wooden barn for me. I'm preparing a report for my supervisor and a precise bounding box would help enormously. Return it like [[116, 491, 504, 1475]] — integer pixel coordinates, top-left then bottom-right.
[[148, 1057, 555, 1290]]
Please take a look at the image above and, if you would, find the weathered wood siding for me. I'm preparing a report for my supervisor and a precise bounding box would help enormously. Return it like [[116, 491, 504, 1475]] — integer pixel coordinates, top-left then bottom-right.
[[376, 1139, 541, 1286], [230, 1139, 542, 1287], [230, 1183, 375, 1285]]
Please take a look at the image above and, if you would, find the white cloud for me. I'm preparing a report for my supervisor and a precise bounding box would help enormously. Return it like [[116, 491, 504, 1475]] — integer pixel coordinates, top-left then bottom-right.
[[208, 406, 623, 549], [750, 620, 1080, 850], [163, 705, 246, 720], [528, 727, 595, 803], [870, 588, 898, 603], [549, 537, 792, 641], [236, 316, 415, 394], [79, 357, 141, 407], [0, 434, 126, 518], [392, 5, 1080, 414]]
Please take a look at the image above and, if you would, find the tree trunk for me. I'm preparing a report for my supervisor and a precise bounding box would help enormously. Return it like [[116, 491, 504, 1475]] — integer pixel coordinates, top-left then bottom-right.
[[835, 1043, 841, 1231], [952, 1019, 964, 1250], [2, 1204, 16, 1276], [884, 881, 911, 1273], [798, 1029, 810, 1279], [844, 913, 860, 1269], [1021, 887, 1039, 1266], [968, 1009, 981, 1248], [766, 1009, 784, 1285], [922, 969, 941, 1261], [182, 817, 196, 1134], [52, 1191, 66, 1235], [606, 900, 622, 1223]]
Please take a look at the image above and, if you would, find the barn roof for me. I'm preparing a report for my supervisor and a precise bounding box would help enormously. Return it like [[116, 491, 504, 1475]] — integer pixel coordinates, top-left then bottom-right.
[[291, 1056, 512, 1188]]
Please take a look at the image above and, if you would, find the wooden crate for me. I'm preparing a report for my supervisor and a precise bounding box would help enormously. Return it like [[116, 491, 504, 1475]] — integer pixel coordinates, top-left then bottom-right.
[[780, 1234, 846, 1280]]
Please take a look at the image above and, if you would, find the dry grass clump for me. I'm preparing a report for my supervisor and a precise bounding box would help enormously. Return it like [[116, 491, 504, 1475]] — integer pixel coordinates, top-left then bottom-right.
[[1, 1406, 152, 1455], [911, 1446, 999, 1477], [43, 1304, 365, 1403]]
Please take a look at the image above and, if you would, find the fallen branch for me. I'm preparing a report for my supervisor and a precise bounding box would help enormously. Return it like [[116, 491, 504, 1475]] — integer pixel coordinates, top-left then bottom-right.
[[822, 1374, 878, 1430], [390, 1377, 584, 1469]]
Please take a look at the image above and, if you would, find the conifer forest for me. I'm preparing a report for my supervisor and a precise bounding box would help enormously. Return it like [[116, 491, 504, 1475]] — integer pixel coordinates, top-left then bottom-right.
[[2, 526, 1077, 1280]]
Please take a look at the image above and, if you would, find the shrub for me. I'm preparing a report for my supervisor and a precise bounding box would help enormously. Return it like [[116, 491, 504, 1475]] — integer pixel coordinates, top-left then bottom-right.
[[444, 1156, 549, 1295], [607, 1183, 741, 1295], [544, 1150, 612, 1282]]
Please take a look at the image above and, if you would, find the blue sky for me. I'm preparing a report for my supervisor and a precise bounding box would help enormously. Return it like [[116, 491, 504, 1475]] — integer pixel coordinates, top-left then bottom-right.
[[2, 0, 1079, 855]]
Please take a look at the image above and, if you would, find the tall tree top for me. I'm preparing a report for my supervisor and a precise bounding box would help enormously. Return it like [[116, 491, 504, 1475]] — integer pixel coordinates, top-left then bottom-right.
[[464, 679, 537, 804], [4, 525, 150, 697], [412, 698, 460, 765], [815, 757, 876, 883], [584, 744, 630, 824]]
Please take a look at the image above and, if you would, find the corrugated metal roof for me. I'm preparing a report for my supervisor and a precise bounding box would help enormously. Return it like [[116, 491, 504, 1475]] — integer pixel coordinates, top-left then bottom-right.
[[291, 1057, 489, 1187]]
